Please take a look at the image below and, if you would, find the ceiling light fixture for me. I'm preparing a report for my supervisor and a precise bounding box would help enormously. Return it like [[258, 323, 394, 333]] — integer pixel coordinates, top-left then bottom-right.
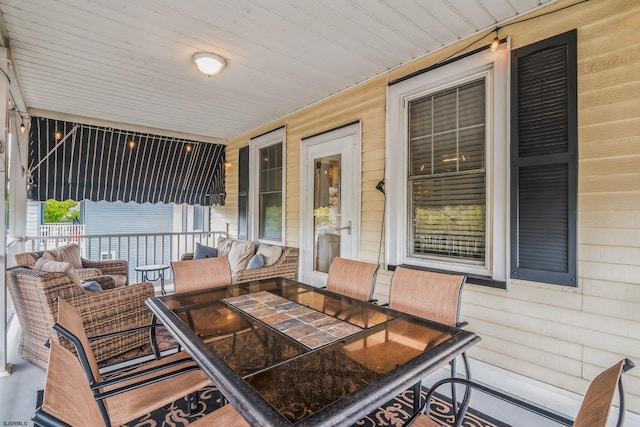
[[192, 52, 227, 77]]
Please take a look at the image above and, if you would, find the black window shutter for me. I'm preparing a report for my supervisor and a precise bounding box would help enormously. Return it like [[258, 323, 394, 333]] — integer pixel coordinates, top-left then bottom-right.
[[510, 30, 577, 286], [238, 146, 249, 241]]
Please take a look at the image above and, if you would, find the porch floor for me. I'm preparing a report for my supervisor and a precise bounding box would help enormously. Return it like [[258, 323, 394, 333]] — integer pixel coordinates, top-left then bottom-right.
[[1, 282, 637, 427]]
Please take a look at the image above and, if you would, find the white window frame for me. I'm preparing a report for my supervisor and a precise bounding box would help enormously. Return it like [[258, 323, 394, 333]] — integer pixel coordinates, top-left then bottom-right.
[[100, 250, 116, 261], [386, 43, 509, 281], [249, 127, 286, 245]]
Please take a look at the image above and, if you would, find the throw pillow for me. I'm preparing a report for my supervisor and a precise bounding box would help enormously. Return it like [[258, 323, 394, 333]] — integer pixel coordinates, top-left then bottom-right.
[[82, 280, 102, 291], [35, 258, 82, 287], [91, 275, 117, 290], [257, 244, 283, 266], [194, 242, 218, 259], [247, 253, 265, 269], [227, 240, 256, 274], [42, 244, 83, 269], [216, 237, 234, 257]]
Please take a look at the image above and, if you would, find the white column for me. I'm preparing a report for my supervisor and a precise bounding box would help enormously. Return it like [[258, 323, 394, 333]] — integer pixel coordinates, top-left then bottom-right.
[[0, 46, 10, 376]]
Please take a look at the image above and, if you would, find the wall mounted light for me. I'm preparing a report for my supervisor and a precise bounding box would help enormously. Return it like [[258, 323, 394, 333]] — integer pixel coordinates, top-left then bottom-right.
[[20, 121, 26, 134], [193, 52, 227, 77]]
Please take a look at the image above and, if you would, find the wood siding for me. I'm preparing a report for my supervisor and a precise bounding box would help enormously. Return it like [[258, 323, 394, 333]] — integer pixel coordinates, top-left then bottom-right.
[[216, 0, 640, 413]]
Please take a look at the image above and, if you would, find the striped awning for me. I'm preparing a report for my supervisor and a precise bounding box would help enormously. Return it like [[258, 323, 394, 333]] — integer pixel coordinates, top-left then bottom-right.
[[27, 117, 226, 205]]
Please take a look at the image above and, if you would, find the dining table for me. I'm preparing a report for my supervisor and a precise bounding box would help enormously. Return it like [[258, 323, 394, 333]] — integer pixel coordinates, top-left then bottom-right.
[[146, 276, 480, 426]]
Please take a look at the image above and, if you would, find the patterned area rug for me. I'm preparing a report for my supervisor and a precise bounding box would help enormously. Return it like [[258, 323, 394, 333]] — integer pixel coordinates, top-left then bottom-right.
[[123, 385, 508, 427], [104, 329, 507, 426]]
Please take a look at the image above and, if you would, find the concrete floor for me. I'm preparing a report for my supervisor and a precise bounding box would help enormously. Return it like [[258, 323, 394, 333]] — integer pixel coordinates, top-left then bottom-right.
[[0, 318, 45, 427]]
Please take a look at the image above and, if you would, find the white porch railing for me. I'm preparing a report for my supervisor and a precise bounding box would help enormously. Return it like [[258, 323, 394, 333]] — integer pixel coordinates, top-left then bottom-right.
[[19, 230, 228, 282], [40, 223, 86, 239]]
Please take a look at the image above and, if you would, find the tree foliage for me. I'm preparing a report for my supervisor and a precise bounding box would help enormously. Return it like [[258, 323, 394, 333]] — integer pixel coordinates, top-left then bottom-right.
[[44, 199, 80, 223]]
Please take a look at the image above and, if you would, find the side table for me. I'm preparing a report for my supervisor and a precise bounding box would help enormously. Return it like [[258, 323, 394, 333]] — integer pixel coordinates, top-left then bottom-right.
[[135, 264, 170, 295]]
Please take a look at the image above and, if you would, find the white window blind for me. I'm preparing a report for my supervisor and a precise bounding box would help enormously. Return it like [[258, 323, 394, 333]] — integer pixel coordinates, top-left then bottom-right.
[[408, 78, 486, 262]]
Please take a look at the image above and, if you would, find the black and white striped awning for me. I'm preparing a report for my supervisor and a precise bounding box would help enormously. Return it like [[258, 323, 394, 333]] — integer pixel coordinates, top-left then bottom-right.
[[27, 117, 226, 205]]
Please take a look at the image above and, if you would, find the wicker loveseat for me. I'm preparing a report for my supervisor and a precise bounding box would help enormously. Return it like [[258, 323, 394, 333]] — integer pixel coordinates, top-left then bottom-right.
[[15, 247, 130, 285], [7, 266, 154, 370], [181, 245, 299, 284]]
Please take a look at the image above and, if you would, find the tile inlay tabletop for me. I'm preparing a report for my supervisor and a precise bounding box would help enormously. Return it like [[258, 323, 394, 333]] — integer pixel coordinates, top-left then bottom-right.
[[224, 291, 362, 348]]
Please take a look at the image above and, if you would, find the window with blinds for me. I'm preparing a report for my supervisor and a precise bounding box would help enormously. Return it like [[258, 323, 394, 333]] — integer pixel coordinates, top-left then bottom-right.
[[510, 30, 577, 286], [408, 78, 486, 263], [259, 142, 283, 241]]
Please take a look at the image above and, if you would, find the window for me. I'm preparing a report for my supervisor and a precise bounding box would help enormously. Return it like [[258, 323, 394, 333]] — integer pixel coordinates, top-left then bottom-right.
[[510, 30, 577, 286], [193, 205, 204, 231], [250, 127, 286, 244], [100, 251, 116, 261], [409, 78, 486, 264], [386, 44, 509, 283]]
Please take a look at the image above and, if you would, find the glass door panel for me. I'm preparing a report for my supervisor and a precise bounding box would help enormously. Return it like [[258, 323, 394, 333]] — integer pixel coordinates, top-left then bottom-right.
[[313, 155, 341, 273]]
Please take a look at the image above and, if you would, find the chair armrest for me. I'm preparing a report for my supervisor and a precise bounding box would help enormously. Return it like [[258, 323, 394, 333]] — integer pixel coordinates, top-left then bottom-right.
[[82, 258, 129, 283], [234, 247, 299, 283], [15, 251, 40, 267], [181, 253, 194, 261]]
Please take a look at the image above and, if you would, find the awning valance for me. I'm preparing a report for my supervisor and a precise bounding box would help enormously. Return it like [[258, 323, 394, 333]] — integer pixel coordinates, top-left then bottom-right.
[[28, 117, 226, 205]]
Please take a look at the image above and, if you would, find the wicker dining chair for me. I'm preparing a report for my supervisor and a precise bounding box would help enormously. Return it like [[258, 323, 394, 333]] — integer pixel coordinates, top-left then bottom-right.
[[53, 298, 213, 426], [388, 267, 469, 417], [172, 255, 233, 293], [32, 341, 249, 427], [411, 358, 635, 427], [325, 257, 380, 302]]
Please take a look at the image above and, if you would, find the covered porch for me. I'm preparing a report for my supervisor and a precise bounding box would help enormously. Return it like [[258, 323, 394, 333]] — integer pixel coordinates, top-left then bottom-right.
[[0, 0, 639, 425]]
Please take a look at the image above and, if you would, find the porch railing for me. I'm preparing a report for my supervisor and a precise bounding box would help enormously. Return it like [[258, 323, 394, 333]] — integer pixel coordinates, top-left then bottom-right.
[[18, 230, 228, 282], [40, 223, 86, 239]]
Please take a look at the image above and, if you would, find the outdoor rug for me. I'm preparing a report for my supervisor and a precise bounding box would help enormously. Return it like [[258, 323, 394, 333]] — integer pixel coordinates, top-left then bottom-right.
[[94, 328, 508, 426], [122, 385, 508, 427]]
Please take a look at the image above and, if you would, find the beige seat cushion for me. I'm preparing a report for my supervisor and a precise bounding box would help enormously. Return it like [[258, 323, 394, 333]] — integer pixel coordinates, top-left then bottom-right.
[[227, 241, 256, 274], [111, 274, 127, 287], [42, 244, 83, 269], [35, 258, 82, 287], [257, 243, 283, 266]]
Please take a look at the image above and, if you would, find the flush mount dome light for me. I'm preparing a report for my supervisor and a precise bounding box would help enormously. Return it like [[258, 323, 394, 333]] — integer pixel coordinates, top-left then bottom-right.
[[193, 52, 227, 77]]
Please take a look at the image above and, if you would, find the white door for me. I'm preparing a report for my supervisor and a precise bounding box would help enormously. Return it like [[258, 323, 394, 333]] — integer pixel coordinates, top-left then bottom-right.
[[300, 123, 361, 285]]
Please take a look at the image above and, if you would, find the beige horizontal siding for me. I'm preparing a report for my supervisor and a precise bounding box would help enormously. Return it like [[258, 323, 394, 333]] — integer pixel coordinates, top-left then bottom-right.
[[212, 0, 640, 414]]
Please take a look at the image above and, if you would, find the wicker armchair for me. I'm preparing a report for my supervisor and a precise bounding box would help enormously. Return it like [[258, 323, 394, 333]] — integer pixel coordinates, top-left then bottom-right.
[[180, 246, 299, 284], [7, 266, 154, 370], [15, 249, 130, 284]]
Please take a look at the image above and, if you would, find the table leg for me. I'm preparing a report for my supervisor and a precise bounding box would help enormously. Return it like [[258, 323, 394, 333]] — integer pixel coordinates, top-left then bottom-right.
[[159, 270, 166, 295]]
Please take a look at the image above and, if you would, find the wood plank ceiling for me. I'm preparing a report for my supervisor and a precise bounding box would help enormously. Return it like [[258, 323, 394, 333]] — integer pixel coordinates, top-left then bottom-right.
[[0, 0, 556, 142]]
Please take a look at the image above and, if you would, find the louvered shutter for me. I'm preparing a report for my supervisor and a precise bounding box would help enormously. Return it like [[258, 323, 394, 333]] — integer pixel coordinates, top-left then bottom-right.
[[510, 30, 577, 286], [238, 146, 249, 241]]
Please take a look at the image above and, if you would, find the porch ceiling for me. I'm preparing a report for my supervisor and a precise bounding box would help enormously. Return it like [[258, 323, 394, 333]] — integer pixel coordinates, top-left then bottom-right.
[[0, 0, 556, 142]]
